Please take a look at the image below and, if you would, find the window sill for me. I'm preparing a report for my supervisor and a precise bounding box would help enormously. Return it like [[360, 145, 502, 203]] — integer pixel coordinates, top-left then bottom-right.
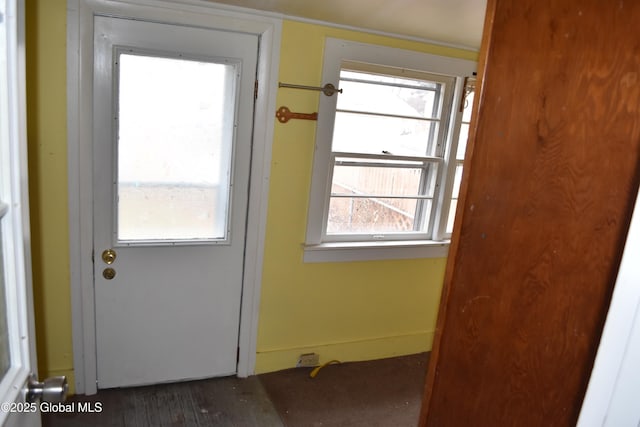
[[303, 240, 450, 263]]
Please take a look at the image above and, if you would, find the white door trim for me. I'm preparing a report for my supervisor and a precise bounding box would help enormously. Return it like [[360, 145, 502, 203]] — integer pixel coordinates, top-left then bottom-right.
[[67, 0, 281, 395]]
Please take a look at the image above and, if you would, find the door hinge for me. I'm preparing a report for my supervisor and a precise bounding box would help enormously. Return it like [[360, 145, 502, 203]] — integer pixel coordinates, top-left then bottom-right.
[[254, 80, 258, 100]]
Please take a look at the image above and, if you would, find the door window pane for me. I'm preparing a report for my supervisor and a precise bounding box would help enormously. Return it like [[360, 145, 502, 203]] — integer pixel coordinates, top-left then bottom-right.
[[116, 53, 238, 242]]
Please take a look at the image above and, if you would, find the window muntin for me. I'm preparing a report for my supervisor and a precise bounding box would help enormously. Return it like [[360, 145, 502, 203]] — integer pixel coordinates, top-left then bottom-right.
[[321, 68, 454, 241], [334, 70, 444, 157]]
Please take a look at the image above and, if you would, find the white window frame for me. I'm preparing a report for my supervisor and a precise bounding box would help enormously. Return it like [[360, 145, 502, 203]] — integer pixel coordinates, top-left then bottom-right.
[[440, 78, 475, 238], [304, 39, 476, 263]]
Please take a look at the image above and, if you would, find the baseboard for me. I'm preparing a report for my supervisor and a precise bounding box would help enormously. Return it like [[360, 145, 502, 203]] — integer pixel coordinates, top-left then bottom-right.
[[255, 331, 434, 374]]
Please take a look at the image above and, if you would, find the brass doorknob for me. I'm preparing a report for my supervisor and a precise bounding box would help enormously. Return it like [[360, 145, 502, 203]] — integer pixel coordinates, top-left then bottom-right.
[[103, 268, 116, 280], [102, 249, 116, 265]]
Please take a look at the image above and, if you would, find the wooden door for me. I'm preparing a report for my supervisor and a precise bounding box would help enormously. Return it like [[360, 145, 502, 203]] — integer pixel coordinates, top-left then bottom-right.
[[420, 0, 640, 425]]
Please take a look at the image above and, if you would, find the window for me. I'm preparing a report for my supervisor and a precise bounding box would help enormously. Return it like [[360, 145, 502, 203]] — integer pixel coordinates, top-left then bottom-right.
[[305, 39, 476, 262], [327, 66, 454, 240], [445, 79, 475, 234]]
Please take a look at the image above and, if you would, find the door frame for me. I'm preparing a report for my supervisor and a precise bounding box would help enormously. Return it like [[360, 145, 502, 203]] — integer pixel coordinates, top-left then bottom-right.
[[66, 0, 282, 395], [1, 0, 39, 425]]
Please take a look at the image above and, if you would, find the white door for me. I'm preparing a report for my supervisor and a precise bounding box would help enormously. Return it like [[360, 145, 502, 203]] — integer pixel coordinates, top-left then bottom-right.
[[1, 0, 39, 425], [577, 183, 640, 427], [92, 16, 258, 389]]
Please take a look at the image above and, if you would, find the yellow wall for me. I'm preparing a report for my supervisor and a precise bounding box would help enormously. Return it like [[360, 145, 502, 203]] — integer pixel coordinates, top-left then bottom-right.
[[25, 0, 75, 388], [255, 21, 475, 372], [24, 0, 477, 385]]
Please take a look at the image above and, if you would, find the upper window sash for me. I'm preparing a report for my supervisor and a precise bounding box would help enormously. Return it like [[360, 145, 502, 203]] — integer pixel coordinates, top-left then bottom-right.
[[333, 68, 453, 160]]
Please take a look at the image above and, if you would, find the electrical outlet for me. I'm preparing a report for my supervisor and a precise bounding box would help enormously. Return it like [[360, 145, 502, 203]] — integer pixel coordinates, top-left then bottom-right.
[[296, 353, 319, 367]]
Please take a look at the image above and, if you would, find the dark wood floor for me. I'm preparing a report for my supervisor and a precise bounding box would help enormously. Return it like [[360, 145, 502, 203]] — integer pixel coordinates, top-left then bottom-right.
[[43, 353, 428, 427], [42, 376, 283, 427]]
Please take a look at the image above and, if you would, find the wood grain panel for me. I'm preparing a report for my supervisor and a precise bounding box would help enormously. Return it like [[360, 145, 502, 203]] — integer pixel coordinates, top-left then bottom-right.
[[420, 0, 640, 425]]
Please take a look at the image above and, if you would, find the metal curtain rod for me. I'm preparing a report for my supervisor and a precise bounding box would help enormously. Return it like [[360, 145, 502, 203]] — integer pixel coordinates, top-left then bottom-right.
[[278, 82, 342, 96]]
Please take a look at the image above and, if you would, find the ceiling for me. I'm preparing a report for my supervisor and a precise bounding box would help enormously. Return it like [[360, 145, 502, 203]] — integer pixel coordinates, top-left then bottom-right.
[[208, 0, 487, 50]]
